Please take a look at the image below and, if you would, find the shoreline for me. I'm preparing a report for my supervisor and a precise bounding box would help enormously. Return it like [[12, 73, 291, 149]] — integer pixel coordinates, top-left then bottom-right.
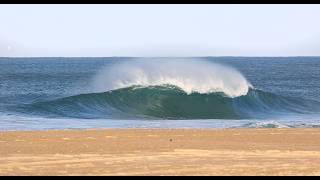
[[1, 128, 320, 175]]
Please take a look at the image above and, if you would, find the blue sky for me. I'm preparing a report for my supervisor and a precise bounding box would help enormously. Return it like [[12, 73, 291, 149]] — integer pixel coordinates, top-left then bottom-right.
[[1, 4, 320, 57]]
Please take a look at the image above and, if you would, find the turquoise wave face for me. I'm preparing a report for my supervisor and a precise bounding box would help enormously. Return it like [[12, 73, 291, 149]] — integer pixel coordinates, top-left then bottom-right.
[[16, 85, 320, 120]]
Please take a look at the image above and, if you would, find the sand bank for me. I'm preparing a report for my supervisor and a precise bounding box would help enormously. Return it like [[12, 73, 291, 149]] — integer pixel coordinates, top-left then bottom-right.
[[1, 129, 320, 176]]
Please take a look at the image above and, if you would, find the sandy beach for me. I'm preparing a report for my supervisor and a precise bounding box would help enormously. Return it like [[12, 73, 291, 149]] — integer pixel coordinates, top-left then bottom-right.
[[0, 128, 320, 176]]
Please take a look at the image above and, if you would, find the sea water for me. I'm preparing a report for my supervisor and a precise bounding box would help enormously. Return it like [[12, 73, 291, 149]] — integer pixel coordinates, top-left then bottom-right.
[[0, 57, 320, 130]]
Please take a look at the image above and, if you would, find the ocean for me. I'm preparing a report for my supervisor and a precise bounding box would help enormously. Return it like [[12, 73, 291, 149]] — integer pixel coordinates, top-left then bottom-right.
[[1, 57, 320, 130]]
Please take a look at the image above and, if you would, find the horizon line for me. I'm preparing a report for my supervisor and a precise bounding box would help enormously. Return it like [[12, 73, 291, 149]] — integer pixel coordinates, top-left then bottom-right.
[[1, 56, 320, 58]]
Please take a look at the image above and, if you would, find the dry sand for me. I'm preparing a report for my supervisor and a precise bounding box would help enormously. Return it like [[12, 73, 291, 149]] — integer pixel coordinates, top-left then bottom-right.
[[1, 128, 320, 176]]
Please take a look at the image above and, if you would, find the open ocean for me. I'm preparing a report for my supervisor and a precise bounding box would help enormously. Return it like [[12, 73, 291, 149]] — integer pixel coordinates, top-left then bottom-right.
[[1, 57, 320, 130]]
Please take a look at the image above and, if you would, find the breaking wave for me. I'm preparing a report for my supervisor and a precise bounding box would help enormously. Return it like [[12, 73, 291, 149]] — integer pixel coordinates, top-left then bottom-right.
[[15, 60, 320, 120]]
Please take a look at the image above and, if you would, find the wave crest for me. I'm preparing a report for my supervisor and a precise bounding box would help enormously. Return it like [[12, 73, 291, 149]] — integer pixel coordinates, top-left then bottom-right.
[[92, 59, 251, 97]]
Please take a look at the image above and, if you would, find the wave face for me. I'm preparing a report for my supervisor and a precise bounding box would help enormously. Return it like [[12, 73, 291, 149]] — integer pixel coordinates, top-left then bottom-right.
[[92, 59, 251, 98], [19, 85, 320, 120]]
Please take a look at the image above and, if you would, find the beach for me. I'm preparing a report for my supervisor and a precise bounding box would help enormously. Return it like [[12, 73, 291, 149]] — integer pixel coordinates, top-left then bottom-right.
[[1, 128, 320, 176], [2, 4, 320, 177]]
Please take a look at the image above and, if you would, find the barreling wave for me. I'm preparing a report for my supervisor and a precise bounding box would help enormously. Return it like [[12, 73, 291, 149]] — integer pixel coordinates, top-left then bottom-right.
[[19, 85, 320, 120]]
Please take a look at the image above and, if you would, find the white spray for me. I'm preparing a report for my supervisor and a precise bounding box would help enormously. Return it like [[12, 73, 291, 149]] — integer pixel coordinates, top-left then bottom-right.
[[93, 59, 252, 98]]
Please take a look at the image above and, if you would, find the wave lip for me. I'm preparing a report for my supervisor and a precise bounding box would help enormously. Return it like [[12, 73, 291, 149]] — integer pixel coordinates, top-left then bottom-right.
[[92, 59, 251, 98]]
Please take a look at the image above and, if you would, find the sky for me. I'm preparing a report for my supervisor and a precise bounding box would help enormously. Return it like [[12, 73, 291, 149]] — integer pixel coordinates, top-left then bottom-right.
[[1, 4, 320, 57]]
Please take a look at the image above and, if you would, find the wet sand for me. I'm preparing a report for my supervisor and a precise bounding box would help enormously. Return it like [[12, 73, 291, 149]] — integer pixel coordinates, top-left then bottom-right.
[[1, 128, 320, 176]]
